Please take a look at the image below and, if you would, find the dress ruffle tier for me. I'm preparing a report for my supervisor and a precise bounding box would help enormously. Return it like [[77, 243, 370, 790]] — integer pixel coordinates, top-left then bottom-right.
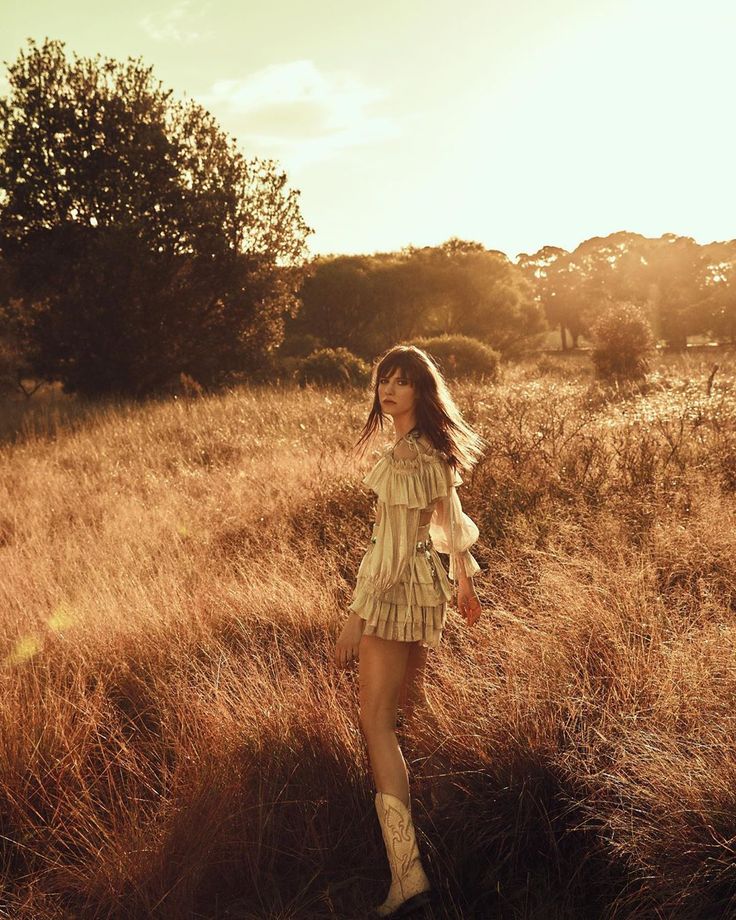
[[348, 540, 453, 648]]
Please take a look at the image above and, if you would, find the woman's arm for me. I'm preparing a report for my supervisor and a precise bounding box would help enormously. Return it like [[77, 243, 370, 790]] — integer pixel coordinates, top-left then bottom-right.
[[335, 612, 364, 667], [429, 466, 482, 625], [455, 564, 482, 626], [428, 477, 480, 574]]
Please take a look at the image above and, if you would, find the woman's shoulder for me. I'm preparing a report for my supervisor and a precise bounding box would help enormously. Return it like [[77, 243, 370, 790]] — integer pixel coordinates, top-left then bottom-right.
[[361, 430, 453, 507], [404, 431, 465, 486], [391, 430, 448, 465]]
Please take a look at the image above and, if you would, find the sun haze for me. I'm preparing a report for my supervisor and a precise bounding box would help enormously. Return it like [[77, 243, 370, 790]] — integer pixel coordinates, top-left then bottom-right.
[[1, 0, 733, 256]]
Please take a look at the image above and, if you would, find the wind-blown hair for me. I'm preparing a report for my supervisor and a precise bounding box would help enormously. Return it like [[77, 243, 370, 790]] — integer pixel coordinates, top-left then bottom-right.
[[355, 344, 487, 472]]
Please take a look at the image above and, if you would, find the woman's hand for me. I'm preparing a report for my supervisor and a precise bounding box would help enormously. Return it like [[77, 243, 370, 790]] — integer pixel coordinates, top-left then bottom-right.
[[457, 582, 482, 627], [335, 612, 365, 668]]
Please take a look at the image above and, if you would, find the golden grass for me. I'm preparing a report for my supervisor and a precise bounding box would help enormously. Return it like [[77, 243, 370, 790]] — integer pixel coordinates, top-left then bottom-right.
[[1, 350, 736, 919]]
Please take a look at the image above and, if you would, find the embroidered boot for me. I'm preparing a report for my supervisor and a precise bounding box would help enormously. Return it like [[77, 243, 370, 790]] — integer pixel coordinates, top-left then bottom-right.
[[374, 791, 431, 917]]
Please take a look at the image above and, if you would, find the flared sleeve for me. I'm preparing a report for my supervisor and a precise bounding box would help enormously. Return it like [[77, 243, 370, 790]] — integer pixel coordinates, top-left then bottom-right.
[[428, 466, 481, 582]]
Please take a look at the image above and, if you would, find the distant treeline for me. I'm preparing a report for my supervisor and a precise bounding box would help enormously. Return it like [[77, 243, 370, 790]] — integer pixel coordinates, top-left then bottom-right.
[[0, 39, 734, 399], [283, 232, 736, 361]]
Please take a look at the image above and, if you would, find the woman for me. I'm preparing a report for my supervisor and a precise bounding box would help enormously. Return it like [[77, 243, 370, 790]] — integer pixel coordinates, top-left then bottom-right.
[[335, 344, 486, 918]]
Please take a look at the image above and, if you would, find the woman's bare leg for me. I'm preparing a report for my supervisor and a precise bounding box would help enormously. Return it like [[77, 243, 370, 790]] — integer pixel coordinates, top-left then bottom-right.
[[398, 642, 439, 783], [359, 634, 413, 805]]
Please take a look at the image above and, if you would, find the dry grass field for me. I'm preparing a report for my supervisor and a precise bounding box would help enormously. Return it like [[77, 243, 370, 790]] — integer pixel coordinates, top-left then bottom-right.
[[1, 349, 736, 920]]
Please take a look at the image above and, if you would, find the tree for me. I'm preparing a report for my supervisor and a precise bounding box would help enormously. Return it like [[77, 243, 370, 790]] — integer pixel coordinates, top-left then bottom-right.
[[288, 254, 396, 358], [517, 245, 575, 350], [638, 234, 706, 349], [519, 232, 710, 351], [0, 39, 311, 397], [287, 251, 441, 359], [699, 240, 736, 343], [289, 239, 543, 360], [417, 240, 545, 356], [548, 232, 652, 349], [0, 253, 35, 395]]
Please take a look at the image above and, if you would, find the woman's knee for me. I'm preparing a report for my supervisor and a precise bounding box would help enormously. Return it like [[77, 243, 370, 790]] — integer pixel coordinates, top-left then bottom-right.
[[358, 637, 410, 733], [359, 697, 398, 739]]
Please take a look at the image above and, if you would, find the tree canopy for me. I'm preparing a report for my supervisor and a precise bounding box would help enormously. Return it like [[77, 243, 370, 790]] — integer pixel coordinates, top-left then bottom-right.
[[0, 38, 311, 396], [518, 231, 736, 350], [286, 238, 545, 360]]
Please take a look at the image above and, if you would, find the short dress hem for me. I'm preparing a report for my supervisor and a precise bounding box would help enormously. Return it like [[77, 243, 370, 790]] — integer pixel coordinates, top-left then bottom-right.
[[348, 538, 453, 649]]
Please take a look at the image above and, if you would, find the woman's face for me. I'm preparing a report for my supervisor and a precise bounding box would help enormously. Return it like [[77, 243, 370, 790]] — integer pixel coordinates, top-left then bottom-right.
[[377, 366, 418, 420]]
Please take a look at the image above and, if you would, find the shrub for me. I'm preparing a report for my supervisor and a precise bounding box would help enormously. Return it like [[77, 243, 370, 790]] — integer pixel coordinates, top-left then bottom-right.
[[590, 302, 655, 383], [296, 347, 371, 387], [409, 334, 500, 381]]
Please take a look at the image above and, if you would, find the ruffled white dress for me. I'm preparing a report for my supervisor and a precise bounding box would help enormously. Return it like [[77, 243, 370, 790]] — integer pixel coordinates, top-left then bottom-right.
[[348, 430, 481, 648]]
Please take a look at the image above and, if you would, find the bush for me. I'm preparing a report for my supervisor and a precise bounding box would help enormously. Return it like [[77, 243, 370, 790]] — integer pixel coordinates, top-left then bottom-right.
[[410, 334, 500, 381], [590, 302, 655, 383], [296, 347, 371, 387]]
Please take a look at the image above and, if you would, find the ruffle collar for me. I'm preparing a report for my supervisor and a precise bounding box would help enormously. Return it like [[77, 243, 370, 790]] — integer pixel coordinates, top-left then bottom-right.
[[362, 437, 463, 507]]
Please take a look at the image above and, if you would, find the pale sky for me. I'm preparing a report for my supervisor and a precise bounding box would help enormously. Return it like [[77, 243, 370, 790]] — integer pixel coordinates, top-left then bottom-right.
[[1, 0, 734, 258]]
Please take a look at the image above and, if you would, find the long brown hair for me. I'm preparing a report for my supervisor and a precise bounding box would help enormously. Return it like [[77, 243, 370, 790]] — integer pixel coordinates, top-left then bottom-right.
[[354, 344, 487, 472]]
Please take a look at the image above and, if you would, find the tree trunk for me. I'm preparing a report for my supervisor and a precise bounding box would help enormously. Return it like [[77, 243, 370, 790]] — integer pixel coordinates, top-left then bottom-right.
[[560, 323, 568, 351]]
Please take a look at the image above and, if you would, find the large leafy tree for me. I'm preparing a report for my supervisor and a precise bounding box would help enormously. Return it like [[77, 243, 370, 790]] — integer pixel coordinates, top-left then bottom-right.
[[559, 232, 650, 347], [399, 240, 545, 356], [0, 39, 311, 397], [288, 251, 445, 359], [640, 234, 707, 348], [567, 233, 708, 349], [289, 239, 543, 359], [517, 245, 575, 350]]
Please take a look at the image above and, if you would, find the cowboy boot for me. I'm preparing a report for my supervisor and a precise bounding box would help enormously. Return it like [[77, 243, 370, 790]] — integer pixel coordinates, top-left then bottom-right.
[[374, 791, 431, 917]]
